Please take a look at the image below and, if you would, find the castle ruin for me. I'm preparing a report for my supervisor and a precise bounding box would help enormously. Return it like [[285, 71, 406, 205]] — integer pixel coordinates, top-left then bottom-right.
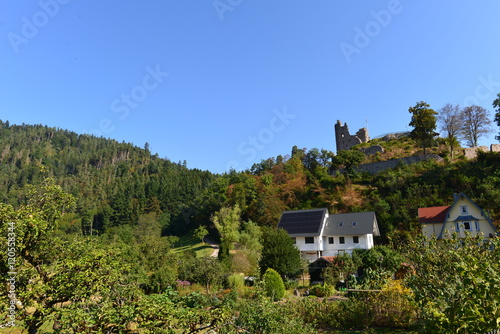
[[334, 120, 370, 152]]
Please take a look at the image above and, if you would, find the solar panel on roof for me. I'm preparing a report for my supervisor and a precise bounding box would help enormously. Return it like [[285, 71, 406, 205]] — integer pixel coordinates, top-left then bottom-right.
[[278, 209, 325, 235]]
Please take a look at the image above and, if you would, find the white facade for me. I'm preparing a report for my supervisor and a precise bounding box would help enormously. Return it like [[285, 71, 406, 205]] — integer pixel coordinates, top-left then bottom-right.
[[285, 211, 380, 261]]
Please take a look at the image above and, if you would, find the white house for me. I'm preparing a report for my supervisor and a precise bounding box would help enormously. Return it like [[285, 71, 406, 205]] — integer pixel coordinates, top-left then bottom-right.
[[277, 209, 380, 262], [419, 193, 497, 240]]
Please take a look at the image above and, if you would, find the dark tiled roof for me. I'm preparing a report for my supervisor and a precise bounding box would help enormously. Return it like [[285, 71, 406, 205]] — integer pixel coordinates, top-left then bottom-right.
[[277, 208, 327, 237], [418, 206, 450, 224], [324, 211, 380, 236]]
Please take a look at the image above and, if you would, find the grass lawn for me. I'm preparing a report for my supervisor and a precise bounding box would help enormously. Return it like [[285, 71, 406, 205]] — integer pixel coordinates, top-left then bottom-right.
[[171, 231, 215, 258]]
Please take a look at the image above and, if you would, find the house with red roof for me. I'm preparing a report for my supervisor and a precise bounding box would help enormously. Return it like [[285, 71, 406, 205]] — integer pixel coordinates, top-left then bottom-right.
[[419, 193, 497, 239]]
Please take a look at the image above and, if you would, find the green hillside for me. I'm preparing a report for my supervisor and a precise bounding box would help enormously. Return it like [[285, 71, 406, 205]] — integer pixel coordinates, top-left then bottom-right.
[[0, 120, 498, 240]]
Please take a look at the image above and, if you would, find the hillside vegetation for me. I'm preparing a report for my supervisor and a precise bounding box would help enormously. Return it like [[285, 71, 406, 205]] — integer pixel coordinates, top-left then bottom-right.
[[1, 120, 500, 333], [0, 120, 498, 241]]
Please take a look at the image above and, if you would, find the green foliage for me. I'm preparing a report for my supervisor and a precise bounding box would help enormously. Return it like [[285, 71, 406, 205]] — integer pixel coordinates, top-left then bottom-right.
[[408, 101, 438, 154], [331, 149, 366, 174], [405, 234, 500, 333], [309, 283, 335, 297], [193, 224, 208, 242], [260, 227, 302, 279], [355, 245, 403, 273], [323, 253, 359, 287], [494, 92, 500, 141], [178, 257, 227, 294], [232, 220, 263, 275], [212, 205, 242, 259], [232, 296, 317, 333], [262, 268, 286, 301], [227, 274, 245, 292]]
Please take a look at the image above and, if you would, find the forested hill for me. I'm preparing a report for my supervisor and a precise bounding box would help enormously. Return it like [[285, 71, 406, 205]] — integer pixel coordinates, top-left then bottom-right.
[[0, 120, 216, 235], [1, 120, 499, 241]]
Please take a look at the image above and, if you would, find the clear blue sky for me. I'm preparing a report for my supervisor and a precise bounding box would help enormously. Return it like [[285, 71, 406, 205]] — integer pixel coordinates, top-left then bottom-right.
[[1, 0, 499, 173]]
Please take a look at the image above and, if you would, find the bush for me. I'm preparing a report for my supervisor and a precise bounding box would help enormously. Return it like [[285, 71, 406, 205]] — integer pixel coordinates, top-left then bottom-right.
[[227, 274, 245, 292], [262, 268, 286, 301], [309, 283, 335, 297], [234, 297, 317, 333]]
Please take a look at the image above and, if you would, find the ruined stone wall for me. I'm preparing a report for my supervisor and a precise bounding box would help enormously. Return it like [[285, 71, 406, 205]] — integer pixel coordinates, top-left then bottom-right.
[[464, 145, 500, 159], [334, 120, 370, 152], [354, 154, 443, 174], [331, 154, 444, 175]]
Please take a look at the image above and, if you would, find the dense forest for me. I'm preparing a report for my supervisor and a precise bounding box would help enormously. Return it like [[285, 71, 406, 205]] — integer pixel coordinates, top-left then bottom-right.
[[1, 119, 500, 333]]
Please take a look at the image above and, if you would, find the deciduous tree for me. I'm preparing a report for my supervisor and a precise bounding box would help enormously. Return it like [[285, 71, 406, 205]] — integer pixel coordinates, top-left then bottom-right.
[[0, 179, 133, 334], [437, 103, 462, 158], [459, 105, 494, 147]]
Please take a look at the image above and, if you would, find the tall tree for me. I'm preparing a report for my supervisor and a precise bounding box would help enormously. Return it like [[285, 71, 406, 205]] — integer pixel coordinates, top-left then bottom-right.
[[260, 227, 302, 279], [459, 105, 493, 147], [437, 103, 461, 158], [408, 101, 438, 155], [493, 93, 500, 141], [211, 205, 241, 252]]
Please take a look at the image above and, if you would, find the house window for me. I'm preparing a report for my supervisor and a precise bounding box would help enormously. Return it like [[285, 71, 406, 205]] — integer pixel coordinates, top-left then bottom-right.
[[328, 237, 334, 244], [455, 222, 460, 232], [305, 237, 314, 244], [338, 222, 344, 228], [339, 237, 345, 244], [463, 222, 471, 231], [460, 205, 468, 214], [475, 221, 480, 231], [353, 236, 359, 243], [351, 221, 357, 227]]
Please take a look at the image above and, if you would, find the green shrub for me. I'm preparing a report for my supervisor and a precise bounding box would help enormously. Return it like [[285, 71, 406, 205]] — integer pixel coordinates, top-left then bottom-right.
[[227, 274, 245, 292], [309, 283, 335, 297], [262, 268, 286, 301]]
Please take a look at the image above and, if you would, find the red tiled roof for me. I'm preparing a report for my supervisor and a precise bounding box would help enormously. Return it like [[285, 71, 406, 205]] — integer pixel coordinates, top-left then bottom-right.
[[418, 206, 450, 224], [321, 256, 335, 263]]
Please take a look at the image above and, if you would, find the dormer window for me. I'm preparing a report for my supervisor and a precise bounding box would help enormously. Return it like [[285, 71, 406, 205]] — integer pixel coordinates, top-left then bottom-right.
[[460, 205, 468, 214], [338, 222, 344, 228], [351, 221, 357, 227]]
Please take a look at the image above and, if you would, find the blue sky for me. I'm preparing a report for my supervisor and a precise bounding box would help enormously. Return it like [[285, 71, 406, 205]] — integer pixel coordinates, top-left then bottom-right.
[[1, 1, 499, 173]]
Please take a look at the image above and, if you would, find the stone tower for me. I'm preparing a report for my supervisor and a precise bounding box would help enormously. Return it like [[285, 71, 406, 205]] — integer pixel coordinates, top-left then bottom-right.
[[334, 120, 370, 152]]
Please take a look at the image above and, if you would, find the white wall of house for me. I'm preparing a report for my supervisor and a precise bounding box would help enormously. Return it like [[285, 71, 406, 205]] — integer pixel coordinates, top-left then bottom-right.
[[321, 234, 372, 256], [422, 223, 442, 238], [294, 236, 322, 252]]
